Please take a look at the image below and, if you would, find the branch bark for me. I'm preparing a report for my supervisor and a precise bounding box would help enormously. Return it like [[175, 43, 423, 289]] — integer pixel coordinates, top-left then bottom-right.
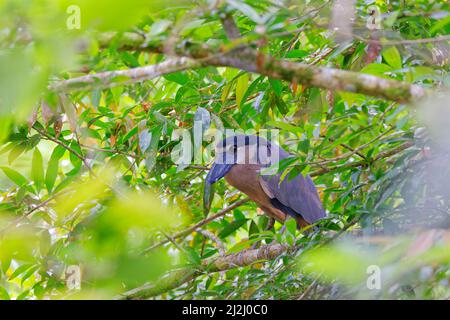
[[117, 242, 291, 299], [91, 32, 426, 103], [220, 13, 242, 40], [49, 57, 199, 92], [213, 50, 425, 103], [196, 229, 226, 256]]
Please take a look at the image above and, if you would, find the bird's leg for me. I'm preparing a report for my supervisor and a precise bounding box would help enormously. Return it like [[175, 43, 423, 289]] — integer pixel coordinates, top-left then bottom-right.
[[266, 217, 275, 231]]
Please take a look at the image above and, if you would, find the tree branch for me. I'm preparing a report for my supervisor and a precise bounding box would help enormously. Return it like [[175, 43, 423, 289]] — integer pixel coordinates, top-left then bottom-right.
[[33, 125, 91, 170], [217, 50, 425, 103], [220, 13, 241, 40], [91, 32, 426, 103], [356, 34, 450, 46], [49, 57, 200, 92], [117, 242, 291, 299]]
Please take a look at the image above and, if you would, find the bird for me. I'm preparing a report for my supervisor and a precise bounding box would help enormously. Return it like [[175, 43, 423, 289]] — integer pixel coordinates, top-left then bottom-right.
[[205, 134, 326, 229]]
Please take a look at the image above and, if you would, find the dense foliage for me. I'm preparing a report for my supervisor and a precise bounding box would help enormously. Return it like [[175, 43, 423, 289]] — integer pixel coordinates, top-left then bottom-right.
[[0, 0, 449, 300]]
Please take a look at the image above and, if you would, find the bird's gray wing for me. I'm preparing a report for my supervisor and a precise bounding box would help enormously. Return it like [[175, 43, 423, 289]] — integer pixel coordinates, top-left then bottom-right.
[[259, 169, 326, 224]]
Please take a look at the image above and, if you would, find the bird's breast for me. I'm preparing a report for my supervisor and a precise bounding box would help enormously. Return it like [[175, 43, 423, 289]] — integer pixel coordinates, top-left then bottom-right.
[[225, 164, 259, 191], [225, 164, 289, 223], [225, 164, 271, 205]]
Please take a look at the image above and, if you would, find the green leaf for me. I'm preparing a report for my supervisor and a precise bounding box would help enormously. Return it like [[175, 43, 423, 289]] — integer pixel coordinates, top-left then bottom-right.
[[33, 283, 45, 299], [221, 82, 232, 103], [430, 14, 450, 35], [241, 76, 263, 107], [396, 115, 409, 130], [360, 63, 393, 77], [228, 237, 266, 253], [69, 142, 83, 172], [122, 126, 138, 144], [285, 218, 297, 237], [31, 148, 44, 191], [180, 19, 206, 36], [409, 66, 437, 82], [227, 0, 263, 23], [383, 11, 400, 28], [8, 144, 25, 164], [382, 47, 402, 70], [45, 145, 66, 193], [21, 265, 39, 285], [16, 290, 30, 300], [0, 287, 10, 300], [1, 258, 11, 274], [0, 116, 13, 144], [149, 19, 172, 36], [274, 94, 288, 115], [285, 50, 308, 59], [236, 73, 249, 109], [184, 247, 201, 266], [164, 72, 190, 85], [298, 139, 310, 154], [269, 79, 283, 96], [0, 167, 29, 187], [53, 175, 77, 194], [9, 264, 34, 281], [249, 220, 259, 237], [266, 120, 301, 133], [219, 218, 247, 238]]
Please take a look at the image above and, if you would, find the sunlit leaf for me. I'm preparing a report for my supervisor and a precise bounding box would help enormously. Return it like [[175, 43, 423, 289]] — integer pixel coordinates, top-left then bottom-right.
[[227, 0, 263, 23], [219, 218, 247, 238], [0, 167, 29, 187], [31, 148, 44, 191], [382, 47, 402, 70], [236, 73, 249, 109], [0, 287, 10, 300], [45, 145, 66, 193]]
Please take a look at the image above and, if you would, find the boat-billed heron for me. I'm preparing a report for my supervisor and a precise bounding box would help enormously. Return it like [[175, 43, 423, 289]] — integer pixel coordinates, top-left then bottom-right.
[[205, 135, 326, 229]]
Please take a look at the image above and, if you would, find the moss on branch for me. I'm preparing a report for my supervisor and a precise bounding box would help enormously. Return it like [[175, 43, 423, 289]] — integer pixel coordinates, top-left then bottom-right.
[[65, 32, 427, 103], [116, 243, 291, 299]]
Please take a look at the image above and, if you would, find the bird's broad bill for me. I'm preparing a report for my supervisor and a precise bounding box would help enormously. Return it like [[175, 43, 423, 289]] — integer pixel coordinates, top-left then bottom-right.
[[206, 134, 281, 184]]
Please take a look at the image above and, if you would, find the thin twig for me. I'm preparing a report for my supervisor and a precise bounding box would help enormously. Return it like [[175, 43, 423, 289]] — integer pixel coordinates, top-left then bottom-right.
[[33, 125, 88, 168], [310, 141, 414, 177], [33, 125, 126, 197], [196, 229, 226, 256], [220, 13, 241, 40], [143, 198, 250, 253], [305, 128, 395, 166], [0, 189, 70, 235]]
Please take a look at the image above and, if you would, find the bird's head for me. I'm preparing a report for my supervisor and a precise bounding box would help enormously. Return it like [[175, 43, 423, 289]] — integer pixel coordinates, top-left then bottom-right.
[[205, 134, 272, 184]]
